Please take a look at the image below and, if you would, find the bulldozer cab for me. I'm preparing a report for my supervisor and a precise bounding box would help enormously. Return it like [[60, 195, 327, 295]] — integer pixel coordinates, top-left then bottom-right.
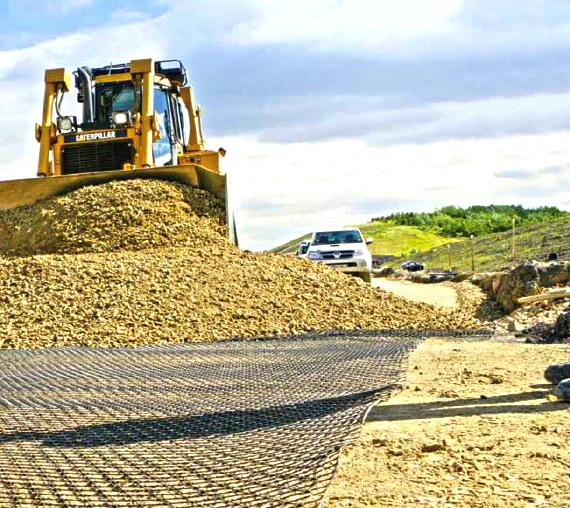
[[87, 62, 187, 167], [42, 58, 213, 176]]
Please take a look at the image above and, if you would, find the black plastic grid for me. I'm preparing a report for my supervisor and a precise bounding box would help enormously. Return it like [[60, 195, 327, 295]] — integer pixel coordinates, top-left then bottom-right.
[[0, 329, 489, 507]]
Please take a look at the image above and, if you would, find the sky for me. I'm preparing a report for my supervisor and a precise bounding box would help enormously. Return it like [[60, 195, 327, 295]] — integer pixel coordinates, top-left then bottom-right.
[[0, 0, 569, 250]]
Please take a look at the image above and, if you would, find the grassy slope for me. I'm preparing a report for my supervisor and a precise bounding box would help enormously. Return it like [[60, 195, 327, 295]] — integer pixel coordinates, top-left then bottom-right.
[[271, 222, 458, 256], [388, 216, 570, 272], [358, 221, 460, 256], [272, 233, 312, 254]]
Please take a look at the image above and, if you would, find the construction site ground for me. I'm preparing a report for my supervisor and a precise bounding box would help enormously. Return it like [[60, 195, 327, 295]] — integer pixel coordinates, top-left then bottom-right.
[[372, 278, 459, 309], [325, 280, 570, 508], [2, 181, 568, 507]]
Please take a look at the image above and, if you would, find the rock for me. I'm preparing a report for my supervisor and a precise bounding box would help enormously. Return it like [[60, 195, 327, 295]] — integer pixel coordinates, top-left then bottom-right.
[[471, 261, 570, 312], [495, 262, 541, 312], [538, 261, 570, 287], [551, 306, 570, 341], [375, 266, 394, 277], [544, 363, 570, 384], [553, 379, 570, 402], [529, 306, 570, 344], [410, 272, 453, 284], [421, 442, 446, 453], [450, 272, 471, 283]]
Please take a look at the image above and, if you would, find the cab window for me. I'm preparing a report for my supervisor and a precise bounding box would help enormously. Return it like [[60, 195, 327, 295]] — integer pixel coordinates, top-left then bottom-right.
[[95, 83, 135, 122]]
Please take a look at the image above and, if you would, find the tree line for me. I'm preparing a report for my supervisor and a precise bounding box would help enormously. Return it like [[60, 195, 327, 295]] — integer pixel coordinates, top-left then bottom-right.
[[371, 205, 569, 238]]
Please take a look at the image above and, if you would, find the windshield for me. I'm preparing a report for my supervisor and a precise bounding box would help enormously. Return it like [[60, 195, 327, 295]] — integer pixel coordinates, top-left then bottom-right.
[[312, 230, 363, 245], [95, 83, 135, 122]]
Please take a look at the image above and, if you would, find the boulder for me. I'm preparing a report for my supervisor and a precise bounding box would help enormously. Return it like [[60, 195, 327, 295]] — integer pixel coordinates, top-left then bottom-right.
[[495, 262, 542, 312], [551, 306, 570, 342], [545, 363, 570, 384], [471, 261, 570, 312], [538, 261, 570, 287], [525, 307, 570, 344], [554, 379, 570, 402]]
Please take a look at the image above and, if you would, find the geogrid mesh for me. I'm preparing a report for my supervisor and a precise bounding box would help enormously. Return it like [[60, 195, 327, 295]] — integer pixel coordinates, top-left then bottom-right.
[[0, 329, 489, 507]]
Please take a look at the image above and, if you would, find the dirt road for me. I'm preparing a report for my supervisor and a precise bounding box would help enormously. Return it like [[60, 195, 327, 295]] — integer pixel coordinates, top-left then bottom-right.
[[373, 278, 459, 309], [325, 338, 570, 507]]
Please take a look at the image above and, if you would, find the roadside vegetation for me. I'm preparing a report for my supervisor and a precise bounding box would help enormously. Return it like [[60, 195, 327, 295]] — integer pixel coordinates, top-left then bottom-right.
[[357, 223, 458, 256], [388, 216, 570, 272], [373, 205, 568, 238]]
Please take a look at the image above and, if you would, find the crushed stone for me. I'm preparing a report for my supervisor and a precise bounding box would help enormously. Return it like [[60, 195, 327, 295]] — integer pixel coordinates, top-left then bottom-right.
[[0, 180, 485, 349]]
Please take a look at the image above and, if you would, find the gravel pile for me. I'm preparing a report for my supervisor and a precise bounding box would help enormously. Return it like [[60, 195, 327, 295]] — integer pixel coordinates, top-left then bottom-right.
[[0, 180, 483, 349], [0, 180, 226, 256]]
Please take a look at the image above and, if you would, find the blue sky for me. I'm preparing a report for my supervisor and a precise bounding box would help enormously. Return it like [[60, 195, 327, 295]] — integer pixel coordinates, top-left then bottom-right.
[[0, 0, 569, 250], [0, 1, 165, 50]]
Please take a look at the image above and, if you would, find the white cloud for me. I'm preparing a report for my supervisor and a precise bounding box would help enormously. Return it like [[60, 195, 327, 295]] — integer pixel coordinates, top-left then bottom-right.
[[158, 0, 570, 60], [220, 132, 570, 250], [228, 0, 463, 51]]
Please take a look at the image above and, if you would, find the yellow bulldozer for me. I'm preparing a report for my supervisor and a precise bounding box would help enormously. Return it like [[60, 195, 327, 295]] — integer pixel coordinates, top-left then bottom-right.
[[0, 58, 237, 244]]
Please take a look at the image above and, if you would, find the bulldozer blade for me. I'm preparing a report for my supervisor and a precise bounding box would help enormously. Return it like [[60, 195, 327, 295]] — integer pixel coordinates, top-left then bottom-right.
[[0, 164, 237, 245]]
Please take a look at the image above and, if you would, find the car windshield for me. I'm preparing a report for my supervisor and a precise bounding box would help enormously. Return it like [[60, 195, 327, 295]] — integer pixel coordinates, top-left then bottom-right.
[[312, 230, 363, 245]]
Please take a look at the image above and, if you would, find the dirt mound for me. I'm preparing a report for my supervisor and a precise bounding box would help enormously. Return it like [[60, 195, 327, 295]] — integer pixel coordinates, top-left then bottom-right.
[[0, 180, 484, 349], [0, 180, 226, 256]]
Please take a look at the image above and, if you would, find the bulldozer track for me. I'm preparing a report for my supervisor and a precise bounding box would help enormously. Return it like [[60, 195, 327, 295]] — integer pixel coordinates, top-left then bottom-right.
[[0, 330, 489, 507]]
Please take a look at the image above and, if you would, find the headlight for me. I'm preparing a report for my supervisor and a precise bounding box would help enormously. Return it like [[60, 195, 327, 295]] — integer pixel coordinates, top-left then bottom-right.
[[308, 251, 321, 260], [355, 249, 364, 256], [112, 111, 130, 126], [57, 116, 74, 132]]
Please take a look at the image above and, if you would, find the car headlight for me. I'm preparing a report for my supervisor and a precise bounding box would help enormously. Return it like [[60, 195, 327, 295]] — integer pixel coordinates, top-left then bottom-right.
[[112, 111, 130, 126], [355, 249, 364, 256], [308, 251, 321, 260], [57, 116, 74, 132]]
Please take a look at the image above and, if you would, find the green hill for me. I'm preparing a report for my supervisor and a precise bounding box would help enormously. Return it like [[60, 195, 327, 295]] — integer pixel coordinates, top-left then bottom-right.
[[271, 223, 457, 256], [388, 216, 570, 272], [358, 222, 459, 256], [375, 205, 568, 238], [272, 233, 312, 254]]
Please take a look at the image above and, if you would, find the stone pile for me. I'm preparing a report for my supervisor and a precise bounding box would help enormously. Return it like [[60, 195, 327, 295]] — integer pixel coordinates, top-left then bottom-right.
[[0, 180, 226, 256], [0, 180, 483, 349]]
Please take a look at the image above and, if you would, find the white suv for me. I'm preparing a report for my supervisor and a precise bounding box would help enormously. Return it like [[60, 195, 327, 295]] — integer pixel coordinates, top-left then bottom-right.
[[306, 228, 373, 282]]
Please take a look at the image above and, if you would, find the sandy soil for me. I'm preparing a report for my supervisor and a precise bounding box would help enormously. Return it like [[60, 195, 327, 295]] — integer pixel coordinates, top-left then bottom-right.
[[324, 339, 570, 507], [372, 278, 459, 309]]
